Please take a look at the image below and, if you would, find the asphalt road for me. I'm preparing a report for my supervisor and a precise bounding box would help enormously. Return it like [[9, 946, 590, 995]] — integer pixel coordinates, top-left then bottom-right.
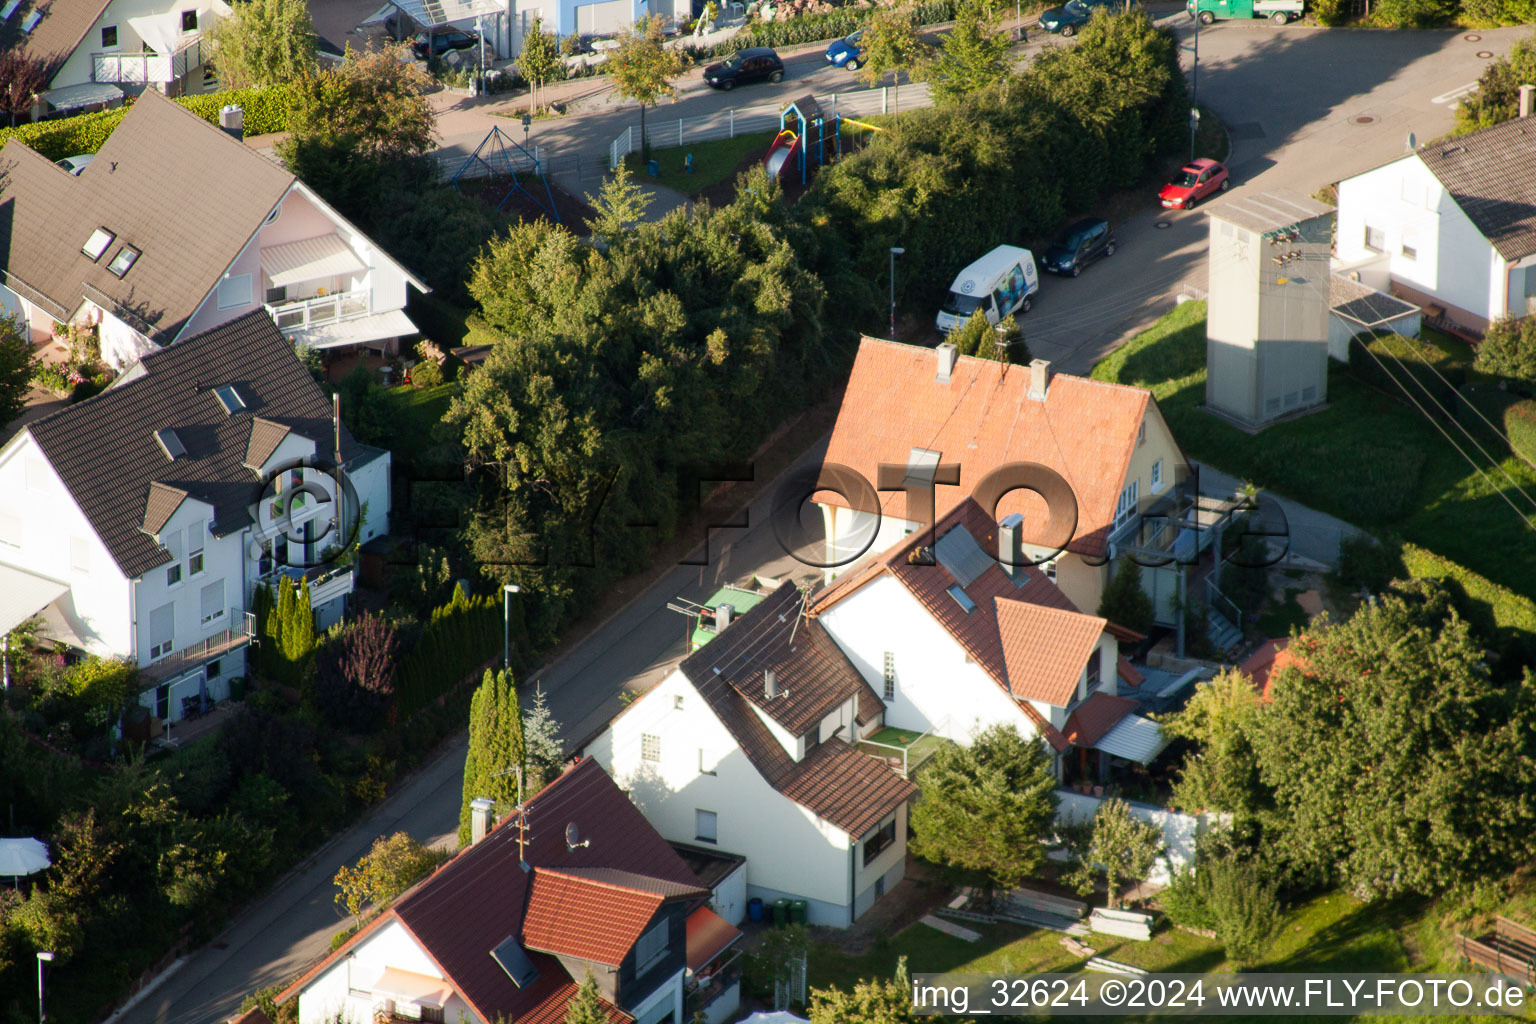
[[119, 18, 1529, 1024]]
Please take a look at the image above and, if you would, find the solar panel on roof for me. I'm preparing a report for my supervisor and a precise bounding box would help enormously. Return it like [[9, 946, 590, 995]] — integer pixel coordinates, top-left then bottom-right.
[[935, 525, 992, 588], [491, 935, 539, 988]]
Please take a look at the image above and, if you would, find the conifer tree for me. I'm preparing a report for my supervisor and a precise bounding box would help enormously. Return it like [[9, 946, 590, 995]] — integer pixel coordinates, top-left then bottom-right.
[[459, 669, 526, 847]]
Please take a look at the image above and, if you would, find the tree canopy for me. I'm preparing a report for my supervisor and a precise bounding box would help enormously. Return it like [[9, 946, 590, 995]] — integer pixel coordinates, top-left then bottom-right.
[[459, 668, 527, 846], [209, 0, 318, 90], [1065, 797, 1163, 907], [908, 723, 1058, 892], [333, 831, 445, 925], [1097, 559, 1154, 636], [1474, 315, 1536, 384], [1162, 667, 1266, 818], [0, 313, 37, 429], [606, 16, 685, 156], [928, 0, 1013, 104]]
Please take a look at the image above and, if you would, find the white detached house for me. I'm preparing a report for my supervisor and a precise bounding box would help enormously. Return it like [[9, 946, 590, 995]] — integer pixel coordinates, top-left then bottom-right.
[[0, 89, 428, 371], [1336, 111, 1536, 335], [0, 311, 390, 725], [583, 583, 918, 928]]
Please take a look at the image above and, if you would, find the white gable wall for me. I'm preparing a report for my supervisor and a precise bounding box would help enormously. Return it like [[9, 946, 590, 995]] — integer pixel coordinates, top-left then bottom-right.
[[94, 305, 157, 370], [297, 918, 479, 1024], [1337, 154, 1503, 327], [0, 433, 130, 656], [133, 496, 244, 670], [49, 0, 222, 93], [816, 574, 1039, 745], [584, 668, 860, 925]]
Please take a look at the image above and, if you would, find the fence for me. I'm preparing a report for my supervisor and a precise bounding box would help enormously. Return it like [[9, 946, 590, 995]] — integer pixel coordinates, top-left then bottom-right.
[[607, 82, 932, 170]]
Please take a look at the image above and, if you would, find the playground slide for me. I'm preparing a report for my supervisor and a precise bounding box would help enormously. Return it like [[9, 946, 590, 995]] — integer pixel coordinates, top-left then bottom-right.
[[763, 130, 799, 181]]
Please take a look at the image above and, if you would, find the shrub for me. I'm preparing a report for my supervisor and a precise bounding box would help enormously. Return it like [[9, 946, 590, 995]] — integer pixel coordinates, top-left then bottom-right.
[[1207, 855, 1280, 966], [1506, 397, 1536, 464], [1098, 558, 1154, 635], [410, 342, 445, 387], [1475, 315, 1536, 384]]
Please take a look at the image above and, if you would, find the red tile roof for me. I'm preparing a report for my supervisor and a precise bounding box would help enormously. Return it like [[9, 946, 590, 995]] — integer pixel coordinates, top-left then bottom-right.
[[685, 906, 742, 972], [996, 601, 1106, 707], [681, 584, 917, 838], [280, 758, 702, 1024], [1117, 655, 1144, 688], [816, 338, 1154, 556], [1239, 638, 1307, 701], [522, 868, 688, 967], [1063, 692, 1139, 748]]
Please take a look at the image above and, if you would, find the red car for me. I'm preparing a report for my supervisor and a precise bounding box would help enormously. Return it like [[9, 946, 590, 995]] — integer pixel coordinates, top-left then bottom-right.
[[1159, 158, 1229, 209]]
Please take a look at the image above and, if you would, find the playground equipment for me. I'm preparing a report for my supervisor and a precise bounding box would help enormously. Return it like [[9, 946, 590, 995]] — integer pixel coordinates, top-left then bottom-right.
[[449, 125, 562, 222], [764, 95, 841, 186]]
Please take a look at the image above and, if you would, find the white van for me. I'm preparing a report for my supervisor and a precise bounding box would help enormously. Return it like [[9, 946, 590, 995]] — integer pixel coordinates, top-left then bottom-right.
[[935, 245, 1039, 333]]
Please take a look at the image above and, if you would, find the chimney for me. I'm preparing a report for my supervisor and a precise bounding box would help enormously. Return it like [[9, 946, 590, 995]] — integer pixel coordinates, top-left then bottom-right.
[[935, 343, 958, 384], [1027, 358, 1051, 402], [716, 603, 733, 630], [1521, 85, 1534, 119], [764, 668, 777, 699], [998, 513, 1023, 578], [470, 797, 495, 845], [219, 104, 244, 142]]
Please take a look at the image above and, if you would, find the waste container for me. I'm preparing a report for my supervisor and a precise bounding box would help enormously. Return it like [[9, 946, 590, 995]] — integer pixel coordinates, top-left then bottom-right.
[[747, 897, 764, 923], [789, 899, 807, 925], [771, 898, 789, 928], [229, 677, 246, 701], [647, 159, 660, 177]]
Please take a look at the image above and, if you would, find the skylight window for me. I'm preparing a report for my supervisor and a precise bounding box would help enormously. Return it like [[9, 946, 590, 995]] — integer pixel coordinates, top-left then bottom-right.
[[155, 428, 186, 461], [106, 244, 140, 278], [904, 447, 941, 487], [946, 584, 976, 613], [0, 1, 20, 21], [214, 385, 245, 415], [82, 228, 115, 262], [20, 10, 39, 32]]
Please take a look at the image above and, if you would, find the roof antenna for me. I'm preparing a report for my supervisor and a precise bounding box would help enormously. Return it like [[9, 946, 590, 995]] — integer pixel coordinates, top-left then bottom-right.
[[492, 765, 531, 872]]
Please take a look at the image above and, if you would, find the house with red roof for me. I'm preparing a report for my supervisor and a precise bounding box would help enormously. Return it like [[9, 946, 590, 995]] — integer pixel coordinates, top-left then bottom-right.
[[278, 758, 743, 1024], [814, 339, 1239, 633], [582, 583, 918, 928], [811, 499, 1169, 782]]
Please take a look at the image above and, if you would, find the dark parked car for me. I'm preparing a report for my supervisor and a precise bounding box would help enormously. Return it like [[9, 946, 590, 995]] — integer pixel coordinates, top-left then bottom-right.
[[703, 47, 785, 90], [384, 10, 420, 41], [1037, 0, 1124, 35], [1042, 218, 1116, 276], [412, 27, 485, 61]]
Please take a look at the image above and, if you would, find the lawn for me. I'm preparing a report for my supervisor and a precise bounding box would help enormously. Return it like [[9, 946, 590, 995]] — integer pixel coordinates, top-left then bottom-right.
[[374, 381, 460, 465], [859, 726, 950, 775], [1090, 301, 1536, 612], [623, 130, 777, 197]]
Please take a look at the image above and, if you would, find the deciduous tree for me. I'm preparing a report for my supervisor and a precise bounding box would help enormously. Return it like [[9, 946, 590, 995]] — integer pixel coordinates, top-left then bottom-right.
[[856, 2, 929, 100], [607, 16, 686, 159], [908, 723, 1057, 893], [1162, 667, 1266, 818], [947, 311, 1026, 363], [333, 831, 445, 926], [208, 0, 317, 90], [281, 45, 435, 160], [519, 17, 564, 114], [585, 161, 653, 245], [0, 50, 48, 126], [1475, 315, 1536, 384], [316, 612, 400, 729], [928, 0, 1012, 104], [0, 313, 38, 429], [1065, 797, 1163, 907], [459, 668, 526, 847]]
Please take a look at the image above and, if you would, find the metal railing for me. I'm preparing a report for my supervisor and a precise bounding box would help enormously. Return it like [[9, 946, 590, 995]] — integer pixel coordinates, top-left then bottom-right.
[[265, 288, 370, 332], [92, 38, 203, 85], [858, 715, 949, 778], [606, 83, 930, 170], [1204, 579, 1243, 636], [251, 564, 355, 606], [141, 609, 256, 684]]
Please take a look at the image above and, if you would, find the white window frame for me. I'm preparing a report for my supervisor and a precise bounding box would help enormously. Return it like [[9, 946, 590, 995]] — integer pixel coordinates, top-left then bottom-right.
[[1364, 224, 1385, 253], [199, 579, 225, 625], [1113, 479, 1139, 532], [188, 523, 206, 576], [149, 603, 175, 660], [1150, 458, 1164, 492], [1040, 557, 1058, 584], [180, 8, 198, 32], [698, 748, 715, 776], [641, 733, 661, 762], [217, 273, 252, 310], [1401, 232, 1418, 261]]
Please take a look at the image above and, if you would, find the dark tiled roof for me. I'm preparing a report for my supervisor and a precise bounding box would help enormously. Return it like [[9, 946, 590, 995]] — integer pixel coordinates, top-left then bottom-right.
[[1330, 275, 1419, 327], [26, 310, 358, 578], [686, 583, 884, 737], [544, 865, 708, 900], [0, 0, 115, 84], [140, 480, 187, 535], [1062, 692, 1138, 748], [244, 417, 291, 470], [681, 585, 916, 838], [1418, 119, 1536, 261], [667, 841, 745, 891], [0, 89, 294, 340], [385, 758, 705, 1024]]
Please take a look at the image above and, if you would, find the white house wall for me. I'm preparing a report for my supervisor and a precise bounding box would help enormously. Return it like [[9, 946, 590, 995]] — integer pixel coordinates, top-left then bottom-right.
[[1337, 155, 1502, 327], [180, 219, 265, 341], [0, 434, 131, 656], [49, 0, 221, 93], [710, 860, 747, 926], [297, 918, 480, 1024], [96, 306, 156, 370], [132, 497, 246, 667], [1054, 791, 1218, 886], [348, 452, 393, 547], [584, 669, 858, 925], [816, 574, 1039, 745]]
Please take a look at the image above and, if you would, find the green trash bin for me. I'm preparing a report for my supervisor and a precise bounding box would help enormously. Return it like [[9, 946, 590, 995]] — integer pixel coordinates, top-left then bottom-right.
[[772, 898, 789, 928], [789, 899, 807, 925], [229, 677, 246, 701]]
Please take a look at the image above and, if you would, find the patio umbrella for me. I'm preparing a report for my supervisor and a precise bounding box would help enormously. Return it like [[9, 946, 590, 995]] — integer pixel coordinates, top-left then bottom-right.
[[0, 837, 50, 885]]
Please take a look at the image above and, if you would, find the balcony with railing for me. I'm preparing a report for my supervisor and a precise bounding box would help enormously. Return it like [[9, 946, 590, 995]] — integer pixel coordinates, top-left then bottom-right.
[[1113, 489, 1244, 568], [265, 288, 371, 334], [252, 563, 356, 608], [92, 37, 204, 85], [858, 716, 951, 778], [141, 608, 256, 684]]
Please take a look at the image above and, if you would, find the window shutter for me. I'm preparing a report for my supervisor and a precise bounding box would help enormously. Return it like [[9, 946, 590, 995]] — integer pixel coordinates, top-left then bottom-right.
[[150, 603, 174, 648], [188, 523, 204, 556], [200, 579, 224, 622], [0, 507, 20, 546], [164, 531, 183, 560]]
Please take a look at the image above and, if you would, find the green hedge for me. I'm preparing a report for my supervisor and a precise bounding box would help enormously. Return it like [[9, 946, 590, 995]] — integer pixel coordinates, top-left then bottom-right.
[[394, 586, 503, 717], [0, 84, 294, 162], [1401, 541, 1536, 643], [1508, 398, 1536, 465], [712, 0, 955, 54]]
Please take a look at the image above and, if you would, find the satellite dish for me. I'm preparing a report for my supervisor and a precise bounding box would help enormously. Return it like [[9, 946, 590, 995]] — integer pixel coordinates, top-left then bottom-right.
[[565, 822, 590, 851]]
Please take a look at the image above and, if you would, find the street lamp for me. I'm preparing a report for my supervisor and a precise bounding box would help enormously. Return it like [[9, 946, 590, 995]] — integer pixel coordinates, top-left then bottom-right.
[[503, 584, 521, 670], [37, 951, 54, 1024], [1189, 12, 1200, 162], [889, 247, 905, 341], [475, 15, 486, 95]]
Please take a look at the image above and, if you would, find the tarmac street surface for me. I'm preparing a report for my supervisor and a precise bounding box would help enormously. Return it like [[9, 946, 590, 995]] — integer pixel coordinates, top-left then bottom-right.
[[117, 16, 1528, 1024]]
